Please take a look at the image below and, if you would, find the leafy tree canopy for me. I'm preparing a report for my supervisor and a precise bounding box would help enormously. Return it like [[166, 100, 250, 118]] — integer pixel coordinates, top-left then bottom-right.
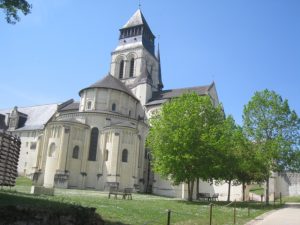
[[147, 92, 224, 200], [0, 0, 31, 24], [243, 89, 300, 173], [243, 89, 300, 204]]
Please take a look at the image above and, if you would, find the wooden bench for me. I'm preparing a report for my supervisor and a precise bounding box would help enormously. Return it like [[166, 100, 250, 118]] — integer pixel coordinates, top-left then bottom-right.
[[197, 193, 211, 201], [123, 188, 133, 200], [196, 193, 219, 201], [211, 193, 219, 201], [108, 187, 133, 200]]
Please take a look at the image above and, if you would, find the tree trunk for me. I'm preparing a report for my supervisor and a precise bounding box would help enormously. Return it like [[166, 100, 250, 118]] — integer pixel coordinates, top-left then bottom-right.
[[227, 180, 231, 202], [242, 181, 246, 202], [196, 178, 199, 197], [187, 180, 194, 201], [266, 177, 269, 205]]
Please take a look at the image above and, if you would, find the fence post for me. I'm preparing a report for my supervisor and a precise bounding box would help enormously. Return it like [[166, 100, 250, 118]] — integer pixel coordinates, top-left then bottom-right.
[[248, 206, 250, 217], [273, 192, 275, 206], [167, 209, 171, 225], [233, 200, 236, 224], [280, 192, 282, 205], [209, 203, 213, 225]]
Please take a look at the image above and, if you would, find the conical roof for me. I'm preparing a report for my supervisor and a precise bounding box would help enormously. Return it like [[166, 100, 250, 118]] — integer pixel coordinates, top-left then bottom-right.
[[157, 44, 164, 90], [122, 9, 150, 29], [79, 74, 138, 100]]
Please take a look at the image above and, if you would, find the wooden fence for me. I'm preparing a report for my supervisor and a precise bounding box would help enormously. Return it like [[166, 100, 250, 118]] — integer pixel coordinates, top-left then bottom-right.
[[0, 131, 21, 186]]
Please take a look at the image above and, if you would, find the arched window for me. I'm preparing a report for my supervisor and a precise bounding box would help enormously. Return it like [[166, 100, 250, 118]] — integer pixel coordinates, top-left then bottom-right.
[[72, 146, 79, 159], [87, 101, 92, 110], [119, 60, 124, 78], [122, 149, 128, 163], [112, 103, 116, 112], [104, 150, 109, 161], [48, 143, 56, 157], [88, 128, 99, 161], [129, 58, 135, 77]]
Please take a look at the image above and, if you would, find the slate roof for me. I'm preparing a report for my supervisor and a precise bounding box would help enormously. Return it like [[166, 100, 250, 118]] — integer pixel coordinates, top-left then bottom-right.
[[79, 74, 138, 101], [0, 114, 7, 130], [59, 102, 80, 112], [122, 9, 150, 29], [0, 103, 58, 131], [146, 84, 212, 106]]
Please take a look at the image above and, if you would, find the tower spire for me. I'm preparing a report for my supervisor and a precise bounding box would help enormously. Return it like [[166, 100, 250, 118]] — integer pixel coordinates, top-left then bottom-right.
[[157, 42, 164, 90], [138, 0, 141, 9]]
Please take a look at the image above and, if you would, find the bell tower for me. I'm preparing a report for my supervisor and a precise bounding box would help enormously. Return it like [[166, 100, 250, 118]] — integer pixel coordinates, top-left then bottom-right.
[[110, 9, 164, 105]]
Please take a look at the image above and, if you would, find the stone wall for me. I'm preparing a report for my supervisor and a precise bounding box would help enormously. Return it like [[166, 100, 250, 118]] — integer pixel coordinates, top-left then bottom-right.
[[275, 172, 300, 196]]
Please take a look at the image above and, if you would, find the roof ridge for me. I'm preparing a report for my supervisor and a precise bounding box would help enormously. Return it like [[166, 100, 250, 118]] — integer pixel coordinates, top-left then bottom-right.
[[160, 84, 211, 92], [79, 74, 138, 101], [0, 102, 60, 111]]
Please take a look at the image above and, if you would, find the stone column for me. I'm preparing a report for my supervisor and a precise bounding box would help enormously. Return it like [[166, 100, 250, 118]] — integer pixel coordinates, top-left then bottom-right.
[[79, 128, 91, 189], [107, 131, 120, 185], [57, 126, 70, 171], [54, 126, 70, 188]]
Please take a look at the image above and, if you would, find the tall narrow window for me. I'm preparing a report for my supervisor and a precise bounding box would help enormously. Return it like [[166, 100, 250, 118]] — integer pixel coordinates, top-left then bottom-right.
[[112, 103, 116, 112], [88, 128, 99, 161], [48, 143, 56, 157], [119, 60, 124, 78], [122, 149, 128, 162], [105, 150, 109, 161], [72, 146, 79, 159], [129, 58, 135, 77], [87, 101, 92, 110]]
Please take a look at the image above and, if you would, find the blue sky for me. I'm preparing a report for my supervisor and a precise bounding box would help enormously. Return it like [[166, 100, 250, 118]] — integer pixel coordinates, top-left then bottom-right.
[[1, 0, 299, 124]]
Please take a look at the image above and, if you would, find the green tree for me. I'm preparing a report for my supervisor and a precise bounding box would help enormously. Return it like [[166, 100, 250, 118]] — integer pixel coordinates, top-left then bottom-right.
[[235, 135, 267, 201], [243, 89, 300, 204], [147, 93, 224, 201], [0, 0, 31, 24], [208, 115, 240, 202]]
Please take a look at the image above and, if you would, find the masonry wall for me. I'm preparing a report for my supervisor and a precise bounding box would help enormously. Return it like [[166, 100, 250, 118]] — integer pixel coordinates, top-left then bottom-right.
[[152, 174, 243, 200], [275, 172, 300, 197]]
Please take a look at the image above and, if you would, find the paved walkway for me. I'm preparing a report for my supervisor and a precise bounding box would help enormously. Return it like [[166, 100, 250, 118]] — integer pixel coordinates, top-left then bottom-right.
[[247, 203, 300, 225]]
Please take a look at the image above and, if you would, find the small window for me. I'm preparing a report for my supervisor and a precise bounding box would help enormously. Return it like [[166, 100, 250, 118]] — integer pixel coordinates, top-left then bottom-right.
[[87, 101, 92, 110], [72, 146, 79, 159], [129, 110, 131, 117], [30, 142, 36, 150], [104, 150, 109, 161], [122, 149, 128, 163], [112, 103, 116, 112], [48, 143, 56, 157], [129, 58, 135, 77], [119, 60, 124, 78]]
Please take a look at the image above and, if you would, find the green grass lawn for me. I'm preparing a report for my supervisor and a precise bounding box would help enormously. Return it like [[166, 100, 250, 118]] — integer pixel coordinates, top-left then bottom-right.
[[0, 177, 281, 225], [249, 185, 265, 196], [282, 196, 300, 203]]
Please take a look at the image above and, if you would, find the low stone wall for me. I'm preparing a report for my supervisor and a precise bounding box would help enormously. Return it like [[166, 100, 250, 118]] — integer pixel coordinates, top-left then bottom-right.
[[30, 186, 54, 196]]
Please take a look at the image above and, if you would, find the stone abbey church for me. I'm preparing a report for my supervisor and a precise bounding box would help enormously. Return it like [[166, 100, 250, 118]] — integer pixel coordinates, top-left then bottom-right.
[[0, 10, 224, 198]]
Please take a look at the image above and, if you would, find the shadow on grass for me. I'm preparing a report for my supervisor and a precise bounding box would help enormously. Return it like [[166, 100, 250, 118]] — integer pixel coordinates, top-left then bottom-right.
[[0, 190, 131, 225], [0, 190, 109, 225], [104, 222, 130, 225], [173, 199, 283, 210]]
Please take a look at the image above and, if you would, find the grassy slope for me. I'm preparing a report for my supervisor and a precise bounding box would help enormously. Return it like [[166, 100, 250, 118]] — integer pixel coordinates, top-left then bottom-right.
[[0, 177, 281, 225], [282, 196, 300, 203], [249, 185, 265, 196]]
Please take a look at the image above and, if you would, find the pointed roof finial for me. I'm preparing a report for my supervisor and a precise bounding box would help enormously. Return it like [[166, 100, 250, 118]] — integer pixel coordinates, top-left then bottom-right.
[[138, 0, 141, 9]]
